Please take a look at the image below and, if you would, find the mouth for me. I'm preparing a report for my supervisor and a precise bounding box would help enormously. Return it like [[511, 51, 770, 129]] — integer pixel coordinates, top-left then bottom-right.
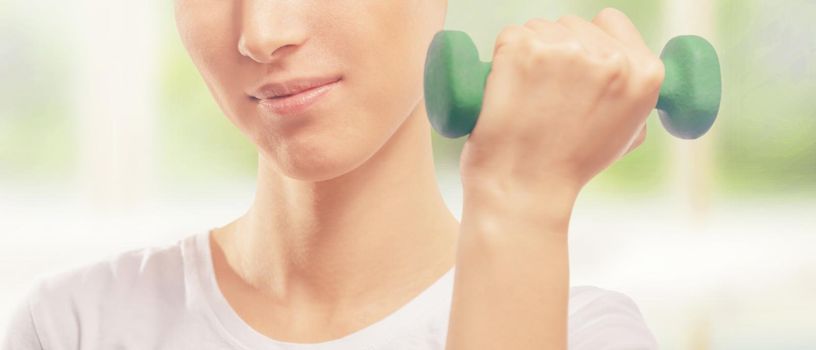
[[250, 75, 342, 99], [253, 78, 342, 116]]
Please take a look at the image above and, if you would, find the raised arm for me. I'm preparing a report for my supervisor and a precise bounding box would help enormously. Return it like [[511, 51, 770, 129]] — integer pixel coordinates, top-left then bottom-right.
[[444, 8, 664, 350]]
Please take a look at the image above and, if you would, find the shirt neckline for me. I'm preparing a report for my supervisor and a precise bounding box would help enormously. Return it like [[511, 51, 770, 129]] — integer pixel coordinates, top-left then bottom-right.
[[186, 228, 456, 350]]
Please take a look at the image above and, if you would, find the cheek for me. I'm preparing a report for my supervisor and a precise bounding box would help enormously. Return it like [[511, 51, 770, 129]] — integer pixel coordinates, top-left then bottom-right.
[[175, 1, 246, 116], [256, 2, 445, 179], [340, 1, 444, 117], [178, 26, 262, 149], [172, 0, 444, 181], [329, 23, 423, 131]]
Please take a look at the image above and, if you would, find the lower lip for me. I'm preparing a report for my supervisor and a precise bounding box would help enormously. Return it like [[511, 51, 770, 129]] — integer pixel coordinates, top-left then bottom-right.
[[256, 79, 340, 116]]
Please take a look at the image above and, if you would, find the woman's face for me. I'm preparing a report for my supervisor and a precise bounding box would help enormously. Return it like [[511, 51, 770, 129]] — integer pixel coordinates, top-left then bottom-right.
[[173, 1, 447, 181]]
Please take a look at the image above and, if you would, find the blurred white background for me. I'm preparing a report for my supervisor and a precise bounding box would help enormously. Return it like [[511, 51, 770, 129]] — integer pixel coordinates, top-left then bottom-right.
[[2, 0, 815, 349]]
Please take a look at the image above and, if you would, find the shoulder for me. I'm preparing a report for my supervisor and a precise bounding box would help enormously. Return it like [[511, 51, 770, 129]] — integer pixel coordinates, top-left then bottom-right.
[[567, 286, 659, 350], [2, 283, 44, 350], [4, 235, 194, 349], [35, 237, 188, 304]]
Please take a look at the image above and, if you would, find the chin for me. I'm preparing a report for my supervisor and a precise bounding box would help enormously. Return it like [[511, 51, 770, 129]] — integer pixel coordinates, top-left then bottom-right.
[[261, 138, 376, 183]]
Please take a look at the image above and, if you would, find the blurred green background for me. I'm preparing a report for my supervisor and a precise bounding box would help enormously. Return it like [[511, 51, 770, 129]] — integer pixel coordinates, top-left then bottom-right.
[[2, 0, 815, 349], [2, 0, 814, 198]]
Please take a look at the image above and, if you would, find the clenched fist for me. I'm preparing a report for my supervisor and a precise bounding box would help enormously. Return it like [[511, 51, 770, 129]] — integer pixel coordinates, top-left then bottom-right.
[[459, 8, 665, 197]]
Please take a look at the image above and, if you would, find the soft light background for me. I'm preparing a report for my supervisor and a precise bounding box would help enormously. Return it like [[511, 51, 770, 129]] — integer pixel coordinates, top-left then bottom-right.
[[2, 0, 814, 349]]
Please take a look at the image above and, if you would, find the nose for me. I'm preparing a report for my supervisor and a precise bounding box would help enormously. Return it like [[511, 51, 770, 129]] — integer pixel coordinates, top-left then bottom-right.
[[237, 2, 307, 64]]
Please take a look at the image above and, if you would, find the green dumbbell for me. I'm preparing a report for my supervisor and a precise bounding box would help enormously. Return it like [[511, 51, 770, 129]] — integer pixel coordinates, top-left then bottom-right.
[[423, 30, 722, 140]]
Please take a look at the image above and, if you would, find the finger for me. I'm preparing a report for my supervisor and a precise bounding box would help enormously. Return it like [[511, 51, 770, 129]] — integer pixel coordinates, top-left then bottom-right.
[[555, 15, 623, 58], [492, 24, 538, 58], [591, 8, 651, 57], [522, 18, 584, 48]]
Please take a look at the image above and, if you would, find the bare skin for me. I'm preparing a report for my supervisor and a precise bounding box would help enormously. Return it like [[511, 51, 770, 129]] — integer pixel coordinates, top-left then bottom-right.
[[447, 9, 662, 350], [209, 105, 460, 341], [173, 0, 660, 347], [173, 0, 459, 342]]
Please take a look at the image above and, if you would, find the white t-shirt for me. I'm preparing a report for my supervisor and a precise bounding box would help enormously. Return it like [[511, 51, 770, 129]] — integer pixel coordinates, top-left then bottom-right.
[[2, 229, 658, 350]]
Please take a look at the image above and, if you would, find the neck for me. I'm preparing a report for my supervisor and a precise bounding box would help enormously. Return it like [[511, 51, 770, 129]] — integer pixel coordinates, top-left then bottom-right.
[[213, 101, 459, 306]]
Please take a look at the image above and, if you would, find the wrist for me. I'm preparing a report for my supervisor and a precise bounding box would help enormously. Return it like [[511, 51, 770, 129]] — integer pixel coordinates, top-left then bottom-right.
[[460, 175, 580, 238]]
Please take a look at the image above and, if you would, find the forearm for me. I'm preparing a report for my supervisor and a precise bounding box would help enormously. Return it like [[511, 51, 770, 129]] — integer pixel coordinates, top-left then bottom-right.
[[446, 179, 579, 350]]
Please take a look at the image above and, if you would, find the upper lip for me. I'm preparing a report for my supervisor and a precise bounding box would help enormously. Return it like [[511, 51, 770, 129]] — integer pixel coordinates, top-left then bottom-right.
[[248, 75, 342, 100]]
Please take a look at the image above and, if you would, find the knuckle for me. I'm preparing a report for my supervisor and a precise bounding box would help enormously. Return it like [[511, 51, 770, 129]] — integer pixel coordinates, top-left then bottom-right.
[[557, 41, 585, 60], [494, 25, 527, 56], [556, 15, 583, 25], [497, 25, 525, 44], [595, 51, 629, 88], [526, 39, 584, 66], [639, 58, 665, 90], [596, 7, 625, 23], [495, 26, 521, 50], [540, 41, 585, 68], [524, 39, 550, 67], [523, 18, 547, 29]]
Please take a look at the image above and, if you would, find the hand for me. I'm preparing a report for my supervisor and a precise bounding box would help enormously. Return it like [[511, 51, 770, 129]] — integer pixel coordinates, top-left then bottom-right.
[[459, 8, 665, 196]]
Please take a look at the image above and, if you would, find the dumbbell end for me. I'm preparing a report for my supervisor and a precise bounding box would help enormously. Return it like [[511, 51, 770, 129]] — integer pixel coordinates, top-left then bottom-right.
[[426, 32, 723, 140], [424, 31, 491, 138], [656, 35, 722, 140]]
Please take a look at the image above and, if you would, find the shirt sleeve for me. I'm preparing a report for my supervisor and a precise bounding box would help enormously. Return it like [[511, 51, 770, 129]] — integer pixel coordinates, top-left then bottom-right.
[[2, 287, 45, 350], [568, 286, 659, 350]]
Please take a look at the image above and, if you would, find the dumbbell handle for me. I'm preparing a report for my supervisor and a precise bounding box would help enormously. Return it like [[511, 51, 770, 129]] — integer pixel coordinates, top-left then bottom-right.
[[424, 31, 722, 140]]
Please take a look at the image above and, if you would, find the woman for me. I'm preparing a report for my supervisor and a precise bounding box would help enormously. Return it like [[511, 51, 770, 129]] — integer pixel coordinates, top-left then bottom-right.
[[3, 1, 662, 349]]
